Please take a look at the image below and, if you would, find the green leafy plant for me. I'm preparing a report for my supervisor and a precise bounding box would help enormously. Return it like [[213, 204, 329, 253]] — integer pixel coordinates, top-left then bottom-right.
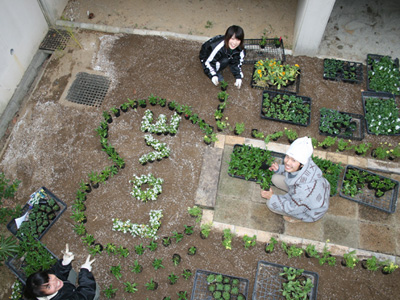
[[172, 231, 184, 243], [145, 278, 158, 290], [368, 55, 400, 95], [222, 228, 234, 250], [318, 240, 336, 266], [172, 253, 181, 266], [153, 258, 165, 270], [243, 234, 257, 249], [110, 264, 122, 280], [342, 250, 359, 269], [284, 127, 298, 142], [134, 243, 145, 255], [234, 122, 245, 135], [281, 242, 303, 258], [130, 260, 143, 274], [381, 260, 399, 274], [265, 237, 278, 253], [182, 269, 192, 280], [217, 91, 229, 101], [318, 136, 337, 149], [124, 281, 138, 294], [200, 222, 212, 239], [354, 142, 372, 156], [188, 246, 197, 255], [188, 205, 202, 222], [0, 235, 18, 266], [147, 240, 158, 251], [103, 284, 118, 299], [168, 272, 179, 284], [305, 244, 319, 258], [253, 58, 300, 89], [363, 256, 380, 271], [116, 246, 129, 258], [184, 225, 194, 235], [337, 138, 354, 152], [105, 243, 117, 255], [177, 290, 188, 300]]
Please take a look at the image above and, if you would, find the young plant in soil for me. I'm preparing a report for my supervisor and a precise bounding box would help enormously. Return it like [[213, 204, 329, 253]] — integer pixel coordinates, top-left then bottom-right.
[[342, 250, 359, 269], [130, 260, 143, 274], [147, 240, 158, 251], [318, 136, 337, 149], [187, 246, 197, 255], [152, 258, 165, 270], [134, 243, 145, 255], [116, 246, 129, 258], [145, 278, 158, 291], [188, 205, 202, 222], [177, 291, 188, 300], [222, 228, 234, 250], [381, 261, 399, 274], [103, 284, 118, 299], [172, 253, 181, 266], [337, 138, 354, 152], [318, 240, 336, 266], [284, 127, 298, 143], [362, 256, 380, 271], [168, 272, 179, 285], [123, 281, 138, 294], [184, 225, 194, 235], [354, 142, 372, 156], [110, 264, 122, 280], [181, 269, 192, 280], [305, 244, 319, 258], [200, 222, 212, 239], [105, 243, 117, 255], [265, 237, 278, 253], [234, 122, 245, 135], [162, 236, 171, 247], [172, 231, 184, 243], [243, 234, 257, 249], [281, 242, 303, 258], [280, 267, 314, 299]]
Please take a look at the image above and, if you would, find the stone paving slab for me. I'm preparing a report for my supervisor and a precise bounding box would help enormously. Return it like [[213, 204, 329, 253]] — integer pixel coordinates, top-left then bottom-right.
[[194, 147, 223, 209], [196, 135, 400, 260]]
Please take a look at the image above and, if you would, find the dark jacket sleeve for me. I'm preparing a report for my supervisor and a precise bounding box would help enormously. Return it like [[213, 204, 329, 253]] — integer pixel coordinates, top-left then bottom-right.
[[50, 259, 72, 281], [229, 48, 246, 79], [199, 35, 225, 79], [76, 268, 96, 300]]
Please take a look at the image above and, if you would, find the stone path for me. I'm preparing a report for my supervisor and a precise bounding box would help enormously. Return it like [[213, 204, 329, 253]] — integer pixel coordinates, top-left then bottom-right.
[[196, 134, 400, 264]]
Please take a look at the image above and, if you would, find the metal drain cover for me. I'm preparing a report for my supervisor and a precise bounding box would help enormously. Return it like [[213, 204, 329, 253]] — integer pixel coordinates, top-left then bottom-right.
[[66, 72, 110, 107], [39, 29, 70, 51]]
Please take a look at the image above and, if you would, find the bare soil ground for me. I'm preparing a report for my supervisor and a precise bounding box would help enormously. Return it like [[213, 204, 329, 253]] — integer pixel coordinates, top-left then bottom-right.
[[1, 31, 399, 299]]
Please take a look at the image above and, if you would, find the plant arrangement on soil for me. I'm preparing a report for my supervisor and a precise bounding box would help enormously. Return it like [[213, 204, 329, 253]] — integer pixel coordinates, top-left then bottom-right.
[[336, 138, 354, 152], [251, 128, 265, 139], [112, 209, 163, 239], [145, 278, 158, 290], [354, 142, 372, 156], [181, 269, 192, 280], [253, 58, 300, 89], [217, 91, 229, 102], [305, 244, 319, 258], [284, 127, 298, 143], [187, 246, 197, 255], [123, 281, 138, 294], [131, 259, 143, 274], [140, 109, 181, 135], [264, 130, 284, 143], [110, 264, 122, 280], [130, 173, 164, 202], [103, 284, 118, 299], [261, 92, 311, 125], [168, 272, 179, 285], [363, 96, 400, 135], [172, 253, 181, 266], [367, 55, 400, 95], [139, 134, 171, 164], [381, 261, 399, 274]]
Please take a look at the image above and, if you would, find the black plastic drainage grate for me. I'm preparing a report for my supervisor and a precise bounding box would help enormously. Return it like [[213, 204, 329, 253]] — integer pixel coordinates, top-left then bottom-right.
[[39, 28, 70, 51], [66, 72, 110, 107]]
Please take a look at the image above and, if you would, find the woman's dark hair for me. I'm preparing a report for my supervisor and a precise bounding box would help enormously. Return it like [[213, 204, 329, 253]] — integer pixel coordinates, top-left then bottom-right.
[[24, 271, 51, 299], [224, 25, 245, 49]]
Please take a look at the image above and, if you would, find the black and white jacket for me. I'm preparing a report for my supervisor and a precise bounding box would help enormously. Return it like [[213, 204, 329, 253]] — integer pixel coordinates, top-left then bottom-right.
[[199, 35, 245, 79]]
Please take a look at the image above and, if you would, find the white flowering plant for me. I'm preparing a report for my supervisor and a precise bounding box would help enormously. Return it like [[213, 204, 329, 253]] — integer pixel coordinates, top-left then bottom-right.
[[130, 173, 164, 202], [139, 135, 171, 164], [364, 96, 400, 135], [112, 209, 163, 239], [140, 110, 181, 134], [368, 55, 400, 95]]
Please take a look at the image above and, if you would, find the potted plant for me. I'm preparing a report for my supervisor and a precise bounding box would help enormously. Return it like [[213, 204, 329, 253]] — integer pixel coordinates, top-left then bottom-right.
[[318, 240, 336, 266], [259, 34, 267, 49], [168, 100, 177, 110], [305, 244, 319, 258], [318, 136, 337, 149], [134, 243, 145, 255], [281, 242, 303, 258], [88, 171, 101, 189], [361, 256, 380, 271], [187, 246, 197, 255], [103, 111, 112, 123], [128, 98, 138, 109], [354, 142, 372, 156], [110, 107, 120, 117], [274, 36, 282, 48], [253, 58, 300, 89], [234, 122, 245, 135], [220, 80, 228, 91], [110, 264, 122, 280], [168, 272, 179, 285], [217, 91, 229, 102], [200, 222, 212, 239], [284, 127, 298, 143], [130, 260, 143, 274], [265, 237, 278, 253], [381, 260, 399, 275], [148, 94, 158, 106], [222, 228, 234, 250], [138, 99, 147, 108], [188, 205, 202, 222], [120, 102, 129, 112], [337, 138, 353, 152], [342, 250, 359, 269]]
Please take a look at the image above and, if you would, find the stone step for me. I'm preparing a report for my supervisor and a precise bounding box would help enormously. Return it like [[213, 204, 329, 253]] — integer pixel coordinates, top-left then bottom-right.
[[194, 147, 223, 209]]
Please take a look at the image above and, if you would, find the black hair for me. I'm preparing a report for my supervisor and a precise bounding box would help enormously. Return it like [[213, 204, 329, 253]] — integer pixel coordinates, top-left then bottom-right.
[[224, 25, 245, 49], [24, 270, 51, 299]]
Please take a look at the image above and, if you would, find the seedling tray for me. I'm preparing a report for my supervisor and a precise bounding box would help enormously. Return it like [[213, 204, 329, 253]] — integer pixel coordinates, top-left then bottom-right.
[[323, 58, 363, 84], [261, 91, 311, 127], [361, 91, 400, 136], [366, 54, 400, 93], [339, 165, 399, 213], [252, 260, 319, 300], [7, 187, 67, 240], [6, 242, 58, 285], [244, 38, 286, 65], [251, 66, 300, 94], [319, 108, 365, 140], [191, 269, 249, 300], [228, 144, 285, 182]]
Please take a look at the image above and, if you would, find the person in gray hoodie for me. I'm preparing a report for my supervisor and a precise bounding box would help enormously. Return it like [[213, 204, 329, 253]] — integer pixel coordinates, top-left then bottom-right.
[[261, 136, 330, 223]]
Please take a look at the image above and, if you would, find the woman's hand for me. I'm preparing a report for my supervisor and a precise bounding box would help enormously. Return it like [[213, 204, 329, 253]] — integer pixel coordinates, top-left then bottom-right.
[[269, 162, 279, 172], [260, 188, 274, 200], [61, 244, 74, 266], [211, 76, 219, 86]]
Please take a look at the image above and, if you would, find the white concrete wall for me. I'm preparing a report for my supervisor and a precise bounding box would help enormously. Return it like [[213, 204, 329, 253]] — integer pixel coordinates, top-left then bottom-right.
[[39, 0, 69, 25], [293, 0, 336, 56], [0, 0, 48, 116]]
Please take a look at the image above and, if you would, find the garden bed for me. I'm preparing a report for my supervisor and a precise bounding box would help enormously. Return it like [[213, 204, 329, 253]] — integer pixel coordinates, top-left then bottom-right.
[[243, 38, 286, 65], [191, 269, 249, 300], [367, 54, 400, 95], [323, 58, 363, 84], [319, 108, 365, 140], [261, 91, 311, 127], [361, 91, 400, 136], [339, 165, 399, 214], [252, 260, 319, 300], [7, 187, 67, 240]]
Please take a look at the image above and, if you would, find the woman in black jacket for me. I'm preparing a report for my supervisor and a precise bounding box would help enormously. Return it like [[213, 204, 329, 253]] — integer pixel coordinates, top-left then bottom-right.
[[199, 25, 245, 89], [23, 244, 97, 300]]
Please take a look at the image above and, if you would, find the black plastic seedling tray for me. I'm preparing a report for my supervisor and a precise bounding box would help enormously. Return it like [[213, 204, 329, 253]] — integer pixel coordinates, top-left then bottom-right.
[[252, 260, 319, 300], [319, 108, 365, 140], [339, 165, 399, 213], [366, 54, 400, 93], [261, 91, 311, 127], [244, 38, 286, 64], [251, 67, 300, 95], [191, 269, 249, 300], [7, 187, 67, 240], [361, 91, 400, 136], [323, 58, 363, 84]]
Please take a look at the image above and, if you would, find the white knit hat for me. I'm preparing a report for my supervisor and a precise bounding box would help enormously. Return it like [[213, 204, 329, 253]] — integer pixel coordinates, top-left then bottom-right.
[[286, 136, 313, 165]]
